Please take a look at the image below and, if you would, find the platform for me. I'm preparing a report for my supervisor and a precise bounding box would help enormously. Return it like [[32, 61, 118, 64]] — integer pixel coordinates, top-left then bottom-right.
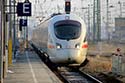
[[4, 50, 62, 83]]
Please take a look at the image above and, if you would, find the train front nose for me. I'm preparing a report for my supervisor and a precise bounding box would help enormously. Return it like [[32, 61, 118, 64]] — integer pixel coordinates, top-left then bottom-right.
[[67, 49, 86, 64], [52, 49, 86, 64]]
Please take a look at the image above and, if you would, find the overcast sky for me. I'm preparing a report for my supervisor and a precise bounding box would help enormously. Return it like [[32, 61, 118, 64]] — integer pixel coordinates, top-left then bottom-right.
[[28, 0, 124, 27], [27, 0, 125, 39]]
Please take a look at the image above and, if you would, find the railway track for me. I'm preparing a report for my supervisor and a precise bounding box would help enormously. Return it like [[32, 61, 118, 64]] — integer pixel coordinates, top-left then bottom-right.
[[31, 43, 102, 83], [57, 67, 102, 83]]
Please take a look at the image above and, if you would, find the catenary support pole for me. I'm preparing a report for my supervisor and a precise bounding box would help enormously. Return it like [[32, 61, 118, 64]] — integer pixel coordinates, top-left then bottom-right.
[[8, 0, 13, 66]]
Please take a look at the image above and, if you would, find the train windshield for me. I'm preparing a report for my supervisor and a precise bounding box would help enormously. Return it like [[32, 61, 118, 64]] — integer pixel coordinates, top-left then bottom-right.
[[54, 20, 81, 40]]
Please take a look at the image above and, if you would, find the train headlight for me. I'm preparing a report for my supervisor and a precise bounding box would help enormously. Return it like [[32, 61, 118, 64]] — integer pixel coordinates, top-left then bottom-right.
[[57, 45, 61, 49], [75, 43, 80, 49], [56, 43, 62, 49]]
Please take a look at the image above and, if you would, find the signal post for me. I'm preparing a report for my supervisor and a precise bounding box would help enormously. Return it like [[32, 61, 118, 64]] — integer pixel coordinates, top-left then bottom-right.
[[65, 0, 71, 14], [17, 0, 31, 50]]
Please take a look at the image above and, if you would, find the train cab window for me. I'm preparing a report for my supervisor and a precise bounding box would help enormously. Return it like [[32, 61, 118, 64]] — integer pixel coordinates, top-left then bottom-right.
[[54, 20, 81, 40]]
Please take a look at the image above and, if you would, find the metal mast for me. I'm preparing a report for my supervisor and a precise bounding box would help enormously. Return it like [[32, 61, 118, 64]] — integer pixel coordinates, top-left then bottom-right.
[[97, 0, 101, 41], [93, 0, 101, 42], [93, 0, 96, 41], [118, 1, 122, 17], [88, 4, 91, 40], [106, 0, 109, 41], [0, 1, 3, 82]]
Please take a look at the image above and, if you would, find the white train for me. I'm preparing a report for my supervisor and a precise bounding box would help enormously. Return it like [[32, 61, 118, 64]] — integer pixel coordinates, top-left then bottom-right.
[[31, 13, 88, 66]]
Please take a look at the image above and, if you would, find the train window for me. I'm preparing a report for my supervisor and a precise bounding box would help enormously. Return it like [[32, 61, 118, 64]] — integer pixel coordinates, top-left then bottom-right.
[[54, 20, 81, 40]]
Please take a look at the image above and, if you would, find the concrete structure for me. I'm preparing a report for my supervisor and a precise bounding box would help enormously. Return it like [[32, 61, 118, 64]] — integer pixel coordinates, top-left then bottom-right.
[[0, 1, 3, 82], [112, 18, 125, 42], [4, 50, 62, 83], [0, 0, 8, 82], [112, 50, 125, 76]]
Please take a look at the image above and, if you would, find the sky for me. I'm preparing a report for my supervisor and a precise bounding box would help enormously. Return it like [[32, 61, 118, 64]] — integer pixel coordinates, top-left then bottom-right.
[[28, 0, 125, 26], [27, 0, 125, 39]]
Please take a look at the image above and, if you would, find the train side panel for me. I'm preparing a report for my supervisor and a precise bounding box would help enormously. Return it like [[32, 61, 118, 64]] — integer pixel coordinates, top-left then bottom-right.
[[32, 20, 49, 52]]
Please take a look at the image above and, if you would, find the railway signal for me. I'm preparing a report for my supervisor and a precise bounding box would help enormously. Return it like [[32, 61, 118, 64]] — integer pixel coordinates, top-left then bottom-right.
[[65, 0, 71, 14], [19, 19, 27, 31], [20, 19, 27, 26], [17, 1, 32, 16]]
